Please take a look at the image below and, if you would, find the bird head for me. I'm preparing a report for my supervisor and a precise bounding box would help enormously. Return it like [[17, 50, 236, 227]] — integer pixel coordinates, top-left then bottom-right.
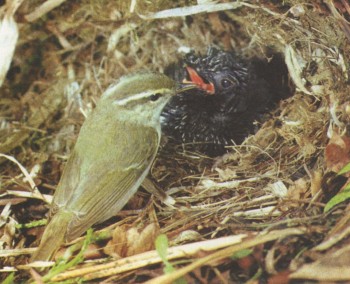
[[101, 72, 195, 124], [183, 47, 250, 98], [176, 47, 252, 113]]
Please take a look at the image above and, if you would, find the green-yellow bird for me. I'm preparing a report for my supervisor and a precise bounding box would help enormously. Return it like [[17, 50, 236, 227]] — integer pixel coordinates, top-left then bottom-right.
[[31, 72, 188, 262]]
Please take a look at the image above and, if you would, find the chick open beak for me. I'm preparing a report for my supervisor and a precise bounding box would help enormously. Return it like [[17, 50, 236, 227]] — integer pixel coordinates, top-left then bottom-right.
[[182, 66, 215, 95]]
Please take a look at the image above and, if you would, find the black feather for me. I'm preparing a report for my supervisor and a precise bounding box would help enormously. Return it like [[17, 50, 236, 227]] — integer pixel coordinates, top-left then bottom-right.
[[161, 47, 273, 156]]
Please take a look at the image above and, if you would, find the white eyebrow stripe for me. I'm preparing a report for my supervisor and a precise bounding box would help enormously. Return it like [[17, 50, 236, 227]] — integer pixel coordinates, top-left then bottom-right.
[[113, 90, 154, 106]]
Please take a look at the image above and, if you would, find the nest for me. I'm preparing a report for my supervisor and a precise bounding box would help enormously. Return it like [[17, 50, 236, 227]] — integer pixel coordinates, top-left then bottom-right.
[[1, 0, 350, 282]]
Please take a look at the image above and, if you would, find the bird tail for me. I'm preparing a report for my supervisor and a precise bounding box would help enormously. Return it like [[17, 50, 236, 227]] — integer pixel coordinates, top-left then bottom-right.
[[31, 210, 73, 262]]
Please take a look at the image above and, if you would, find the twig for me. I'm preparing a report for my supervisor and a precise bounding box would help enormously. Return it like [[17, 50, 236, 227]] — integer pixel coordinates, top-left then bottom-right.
[[145, 228, 305, 284], [50, 234, 247, 281], [25, 0, 68, 22], [0, 154, 49, 203]]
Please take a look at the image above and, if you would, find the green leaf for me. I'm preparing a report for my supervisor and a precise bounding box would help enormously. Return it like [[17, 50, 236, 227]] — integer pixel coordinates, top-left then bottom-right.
[[163, 264, 176, 274], [155, 234, 169, 263], [324, 187, 350, 212], [155, 234, 173, 271], [338, 162, 350, 175], [15, 219, 47, 229], [3, 272, 14, 284], [231, 249, 253, 260], [42, 228, 94, 281], [155, 234, 187, 284]]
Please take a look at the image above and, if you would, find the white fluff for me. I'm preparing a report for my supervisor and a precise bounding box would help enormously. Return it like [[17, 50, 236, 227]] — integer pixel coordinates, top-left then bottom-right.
[[0, 14, 18, 87]]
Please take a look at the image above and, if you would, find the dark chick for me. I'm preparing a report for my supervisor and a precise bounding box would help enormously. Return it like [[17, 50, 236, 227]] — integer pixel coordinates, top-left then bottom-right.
[[161, 47, 272, 156]]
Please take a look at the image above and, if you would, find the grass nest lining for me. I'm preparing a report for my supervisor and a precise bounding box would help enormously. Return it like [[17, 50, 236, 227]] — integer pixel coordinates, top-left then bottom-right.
[[1, 0, 350, 283]]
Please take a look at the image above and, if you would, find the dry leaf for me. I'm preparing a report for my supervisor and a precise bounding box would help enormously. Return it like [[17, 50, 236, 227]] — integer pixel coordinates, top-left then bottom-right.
[[287, 178, 309, 200], [290, 244, 350, 281], [104, 223, 160, 258], [325, 133, 350, 173]]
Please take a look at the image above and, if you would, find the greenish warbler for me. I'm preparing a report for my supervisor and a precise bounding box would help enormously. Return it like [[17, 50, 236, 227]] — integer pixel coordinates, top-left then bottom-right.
[[31, 72, 190, 262]]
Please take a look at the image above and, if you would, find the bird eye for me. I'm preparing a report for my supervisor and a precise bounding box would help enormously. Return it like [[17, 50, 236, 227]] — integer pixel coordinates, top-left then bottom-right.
[[221, 79, 234, 89], [150, 93, 161, 101]]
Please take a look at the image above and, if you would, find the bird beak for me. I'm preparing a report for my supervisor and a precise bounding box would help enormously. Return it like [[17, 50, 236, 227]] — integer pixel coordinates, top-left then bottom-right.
[[176, 81, 198, 93], [183, 66, 215, 95]]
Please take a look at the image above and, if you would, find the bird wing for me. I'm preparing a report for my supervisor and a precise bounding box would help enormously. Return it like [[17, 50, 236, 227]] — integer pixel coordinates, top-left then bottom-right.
[[50, 117, 159, 241], [65, 161, 152, 241]]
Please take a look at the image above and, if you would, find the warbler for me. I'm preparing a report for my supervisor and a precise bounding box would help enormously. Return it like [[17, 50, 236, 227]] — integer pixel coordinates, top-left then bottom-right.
[[161, 47, 273, 156], [31, 72, 191, 262]]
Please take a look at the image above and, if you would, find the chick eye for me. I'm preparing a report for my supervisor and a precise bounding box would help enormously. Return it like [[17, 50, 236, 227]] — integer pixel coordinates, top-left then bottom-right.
[[221, 79, 233, 89], [150, 93, 161, 101]]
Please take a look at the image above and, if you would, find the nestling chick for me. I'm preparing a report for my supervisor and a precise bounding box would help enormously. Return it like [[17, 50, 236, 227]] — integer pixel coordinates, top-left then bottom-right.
[[161, 47, 273, 156]]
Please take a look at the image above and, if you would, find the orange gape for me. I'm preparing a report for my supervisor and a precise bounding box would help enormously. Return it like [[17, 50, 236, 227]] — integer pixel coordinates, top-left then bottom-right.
[[184, 66, 215, 94]]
